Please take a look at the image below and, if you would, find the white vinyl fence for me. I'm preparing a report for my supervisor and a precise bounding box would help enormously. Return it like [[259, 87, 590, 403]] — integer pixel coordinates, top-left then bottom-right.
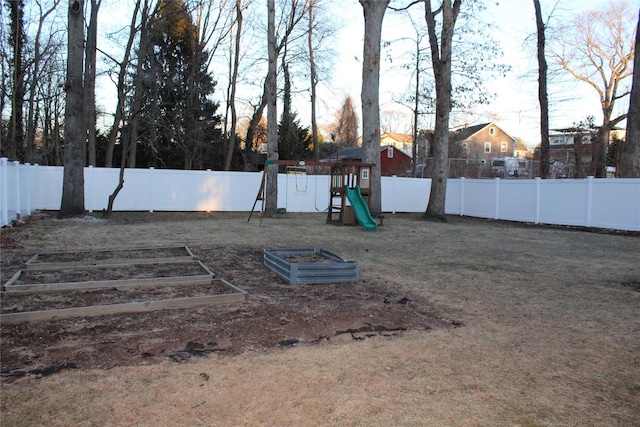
[[2, 158, 639, 231]]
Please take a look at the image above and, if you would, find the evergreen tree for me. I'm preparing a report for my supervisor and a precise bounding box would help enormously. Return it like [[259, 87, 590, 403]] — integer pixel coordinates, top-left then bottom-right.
[[278, 62, 311, 160], [135, 0, 222, 169]]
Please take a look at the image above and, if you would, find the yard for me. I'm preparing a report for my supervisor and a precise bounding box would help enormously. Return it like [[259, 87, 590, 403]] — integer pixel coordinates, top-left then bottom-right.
[[1, 211, 639, 426]]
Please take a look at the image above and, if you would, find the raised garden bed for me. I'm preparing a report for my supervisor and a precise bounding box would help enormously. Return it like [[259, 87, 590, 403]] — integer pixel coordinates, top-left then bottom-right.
[[23, 245, 197, 270], [1, 247, 248, 325], [3, 261, 215, 295], [0, 278, 246, 325], [264, 248, 359, 285]]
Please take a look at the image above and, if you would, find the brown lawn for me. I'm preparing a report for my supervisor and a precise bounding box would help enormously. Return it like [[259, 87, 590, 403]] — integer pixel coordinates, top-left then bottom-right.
[[1, 211, 639, 426]]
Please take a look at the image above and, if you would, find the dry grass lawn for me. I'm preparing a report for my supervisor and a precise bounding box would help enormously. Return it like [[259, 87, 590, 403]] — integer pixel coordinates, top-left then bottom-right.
[[1, 211, 639, 426]]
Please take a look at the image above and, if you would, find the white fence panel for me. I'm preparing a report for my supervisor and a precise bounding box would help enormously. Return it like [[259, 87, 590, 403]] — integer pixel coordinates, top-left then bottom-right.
[[382, 176, 430, 213], [444, 179, 462, 214], [496, 179, 538, 223], [538, 179, 590, 227], [1, 159, 18, 225], [455, 179, 497, 219], [33, 165, 63, 210], [589, 178, 640, 230], [2, 160, 639, 231], [278, 174, 331, 213]]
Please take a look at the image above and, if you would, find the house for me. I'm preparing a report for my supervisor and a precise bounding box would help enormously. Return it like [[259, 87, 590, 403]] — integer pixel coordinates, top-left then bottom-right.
[[380, 132, 414, 156], [546, 127, 596, 178], [449, 122, 517, 160], [325, 145, 412, 176], [356, 132, 416, 157], [414, 122, 522, 178]]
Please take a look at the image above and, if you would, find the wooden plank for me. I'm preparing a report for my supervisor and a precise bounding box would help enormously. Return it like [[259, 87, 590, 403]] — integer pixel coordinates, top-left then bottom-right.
[[23, 246, 197, 271], [0, 292, 247, 325], [23, 256, 197, 271], [3, 274, 214, 296]]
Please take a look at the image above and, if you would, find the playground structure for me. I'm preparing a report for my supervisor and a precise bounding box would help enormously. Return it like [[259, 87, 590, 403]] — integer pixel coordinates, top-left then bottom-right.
[[249, 160, 379, 230], [326, 162, 378, 230]]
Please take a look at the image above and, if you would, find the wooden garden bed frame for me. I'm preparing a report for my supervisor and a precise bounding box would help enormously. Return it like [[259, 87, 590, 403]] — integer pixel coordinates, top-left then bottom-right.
[[1, 246, 248, 325], [23, 245, 197, 271]]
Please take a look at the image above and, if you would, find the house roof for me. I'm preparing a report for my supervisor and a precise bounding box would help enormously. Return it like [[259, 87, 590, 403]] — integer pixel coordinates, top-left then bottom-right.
[[381, 132, 413, 143], [451, 122, 516, 143]]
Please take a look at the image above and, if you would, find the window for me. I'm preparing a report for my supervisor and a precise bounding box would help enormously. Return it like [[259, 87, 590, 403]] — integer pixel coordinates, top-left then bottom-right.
[[489, 127, 495, 135], [461, 142, 469, 149], [484, 142, 491, 153], [387, 147, 394, 158], [501, 142, 508, 152]]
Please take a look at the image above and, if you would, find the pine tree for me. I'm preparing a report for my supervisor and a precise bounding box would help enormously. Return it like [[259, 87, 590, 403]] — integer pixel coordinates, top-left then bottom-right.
[[135, 0, 222, 169]]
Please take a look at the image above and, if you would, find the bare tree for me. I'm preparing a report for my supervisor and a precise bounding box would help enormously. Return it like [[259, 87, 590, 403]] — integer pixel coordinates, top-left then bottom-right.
[[307, 0, 319, 160], [223, 0, 245, 171], [6, 0, 26, 161], [104, 0, 145, 168], [59, 0, 86, 217], [619, 8, 640, 178], [24, 0, 62, 164], [423, 0, 461, 222], [265, 0, 278, 215], [533, 0, 550, 178], [550, 0, 635, 177], [84, 0, 100, 166], [359, 0, 389, 216], [233, 0, 309, 173]]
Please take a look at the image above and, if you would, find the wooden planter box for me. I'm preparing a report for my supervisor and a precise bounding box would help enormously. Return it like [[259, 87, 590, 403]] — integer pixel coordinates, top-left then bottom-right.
[[263, 248, 359, 285], [3, 260, 215, 295], [23, 245, 197, 271], [0, 279, 247, 325], [1, 247, 248, 325]]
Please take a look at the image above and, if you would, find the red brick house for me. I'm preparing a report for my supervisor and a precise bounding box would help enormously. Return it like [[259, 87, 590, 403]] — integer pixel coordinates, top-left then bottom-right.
[[326, 146, 412, 176]]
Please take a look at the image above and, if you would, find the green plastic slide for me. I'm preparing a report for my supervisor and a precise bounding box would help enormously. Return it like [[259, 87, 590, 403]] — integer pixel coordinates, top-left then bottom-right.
[[344, 185, 378, 231]]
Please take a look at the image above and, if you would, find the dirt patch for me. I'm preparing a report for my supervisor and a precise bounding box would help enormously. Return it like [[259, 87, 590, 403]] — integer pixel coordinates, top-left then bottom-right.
[[1, 244, 452, 379]]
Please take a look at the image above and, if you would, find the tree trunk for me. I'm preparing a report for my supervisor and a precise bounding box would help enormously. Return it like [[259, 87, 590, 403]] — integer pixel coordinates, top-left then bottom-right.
[[104, 0, 142, 168], [534, 0, 550, 179], [59, 0, 86, 218], [8, 0, 25, 161], [224, 0, 243, 171], [595, 119, 611, 178], [573, 132, 585, 178], [359, 0, 389, 216], [423, 0, 461, 222], [308, 1, 319, 161], [84, 0, 100, 166], [620, 9, 640, 178], [265, 0, 279, 216]]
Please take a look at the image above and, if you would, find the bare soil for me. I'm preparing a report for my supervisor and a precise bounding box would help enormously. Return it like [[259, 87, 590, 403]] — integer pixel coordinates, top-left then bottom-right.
[[1, 219, 451, 377], [1, 211, 639, 426]]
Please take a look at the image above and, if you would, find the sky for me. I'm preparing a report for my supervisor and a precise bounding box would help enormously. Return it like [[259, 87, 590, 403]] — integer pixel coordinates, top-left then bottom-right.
[[312, 0, 634, 148], [94, 0, 635, 150]]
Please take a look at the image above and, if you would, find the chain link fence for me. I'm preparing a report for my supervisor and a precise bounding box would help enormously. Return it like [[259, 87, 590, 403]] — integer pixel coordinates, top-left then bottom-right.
[[412, 158, 547, 179]]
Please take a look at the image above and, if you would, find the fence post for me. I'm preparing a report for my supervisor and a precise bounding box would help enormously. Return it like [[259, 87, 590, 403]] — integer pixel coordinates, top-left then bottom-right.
[[1, 158, 8, 226], [87, 165, 94, 213], [149, 167, 155, 213], [391, 175, 397, 214], [459, 177, 465, 216], [586, 176, 593, 227], [494, 177, 500, 220], [206, 169, 212, 213], [14, 161, 21, 219], [534, 177, 541, 224], [25, 163, 32, 216]]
